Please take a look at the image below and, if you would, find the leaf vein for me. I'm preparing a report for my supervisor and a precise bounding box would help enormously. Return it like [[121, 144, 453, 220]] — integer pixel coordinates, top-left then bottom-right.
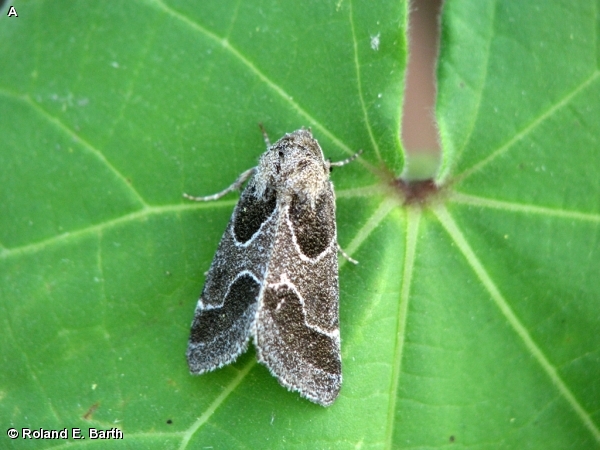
[[455, 70, 600, 183], [179, 360, 256, 450], [341, 197, 397, 269], [0, 201, 236, 260], [385, 207, 420, 449], [0, 89, 149, 209], [147, 0, 368, 163], [434, 204, 600, 443], [452, 0, 497, 166], [451, 192, 600, 222], [348, 0, 381, 162]]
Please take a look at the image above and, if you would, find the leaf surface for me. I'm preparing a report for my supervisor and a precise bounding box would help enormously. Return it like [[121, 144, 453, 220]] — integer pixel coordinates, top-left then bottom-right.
[[1, 0, 599, 449]]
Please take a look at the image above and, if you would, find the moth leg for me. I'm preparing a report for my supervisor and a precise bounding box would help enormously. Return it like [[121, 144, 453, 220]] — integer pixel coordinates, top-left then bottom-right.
[[183, 167, 256, 202], [337, 243, 358, 265], [328, 149, 363, 168]]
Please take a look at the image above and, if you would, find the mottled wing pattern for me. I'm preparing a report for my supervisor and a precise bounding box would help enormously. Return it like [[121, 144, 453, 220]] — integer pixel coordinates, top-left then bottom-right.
[[187, 184, 278, 373], [255, 185, 341, 406]]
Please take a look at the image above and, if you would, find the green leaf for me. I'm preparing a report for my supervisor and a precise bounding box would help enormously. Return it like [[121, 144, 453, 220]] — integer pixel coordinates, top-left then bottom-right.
[[1, 1, 599, 449]]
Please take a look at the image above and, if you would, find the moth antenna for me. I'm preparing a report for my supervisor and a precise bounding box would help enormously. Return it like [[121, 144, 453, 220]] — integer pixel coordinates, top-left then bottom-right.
[[337, 244, 358, 265], [329, 149, 363, 168], [258, 123, 271, 148], [183, 167, 257, 202]]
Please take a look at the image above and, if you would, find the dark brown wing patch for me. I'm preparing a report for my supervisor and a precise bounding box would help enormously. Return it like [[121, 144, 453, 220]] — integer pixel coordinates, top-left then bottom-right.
[[288, 190, 335, 258], [257, 283, 341, 405], [187, 273, 260, 373], [234, 186, 277, 243]]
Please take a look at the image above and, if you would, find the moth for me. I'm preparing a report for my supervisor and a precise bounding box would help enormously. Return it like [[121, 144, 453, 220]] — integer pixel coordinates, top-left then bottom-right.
[[185, 128, 357, 406]]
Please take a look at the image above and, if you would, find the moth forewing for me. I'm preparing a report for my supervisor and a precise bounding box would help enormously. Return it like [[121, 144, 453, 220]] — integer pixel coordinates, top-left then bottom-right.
[[186, 185, 277, 373], [186, 129, 343, 406], [255, 180, 341, 406]]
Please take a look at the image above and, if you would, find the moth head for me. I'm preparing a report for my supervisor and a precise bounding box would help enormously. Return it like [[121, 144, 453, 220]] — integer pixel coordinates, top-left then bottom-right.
[[258, 129, 329, 206]]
